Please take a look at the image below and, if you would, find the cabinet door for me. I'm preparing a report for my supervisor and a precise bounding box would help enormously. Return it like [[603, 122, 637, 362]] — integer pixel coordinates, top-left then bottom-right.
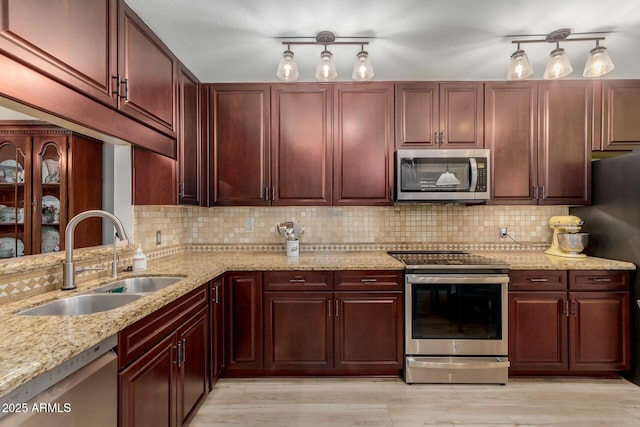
[[333, 83, 394, 205], [264, 291, 333, 369], [601, 80, 640, 151], [120, 333, 177, 427], [0, 0, 118, 107], [118, 2, 176, 137], [485, 82, 538, 203], [32, 134, 66, 254], [538, 81, 592, 205], [395, 82, 438, 148], [177, 64, 202, 205], [508, 291, 568, 372], [439, 82, 484, 148], [209, 84, 270, 206], [226, 272, 263, 370], [132, 147, 177, 205], [271, 84, 332, 206], [334, 292, 403, 370], [67, 134, 103, 249], [0, 134, 31, 256], [569, 291, 630, 371], [177, 308, 209, 427], [210, 278, 226, 382]]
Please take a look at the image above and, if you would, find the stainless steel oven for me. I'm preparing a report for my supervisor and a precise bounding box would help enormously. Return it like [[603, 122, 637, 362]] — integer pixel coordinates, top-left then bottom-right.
[[389, 251, 510, 384]]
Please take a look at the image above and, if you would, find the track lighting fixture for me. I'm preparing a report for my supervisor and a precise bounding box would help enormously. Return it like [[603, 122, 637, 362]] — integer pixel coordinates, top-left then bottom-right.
[[276, 31, 374, 82], [507, 28, 614, 80]]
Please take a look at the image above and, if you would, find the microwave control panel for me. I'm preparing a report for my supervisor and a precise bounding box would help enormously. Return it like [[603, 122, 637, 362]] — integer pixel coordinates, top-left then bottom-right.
[[476, 159, 487, 191]]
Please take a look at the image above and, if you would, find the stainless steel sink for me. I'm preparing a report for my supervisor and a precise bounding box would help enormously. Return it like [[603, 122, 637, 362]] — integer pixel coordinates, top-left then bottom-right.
[[18, 294, 143, 316], [93, 276, 183, 294]]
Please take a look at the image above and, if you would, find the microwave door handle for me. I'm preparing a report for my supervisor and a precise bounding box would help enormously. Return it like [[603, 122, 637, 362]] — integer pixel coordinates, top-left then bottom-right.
[[469, 158, 478, 191]]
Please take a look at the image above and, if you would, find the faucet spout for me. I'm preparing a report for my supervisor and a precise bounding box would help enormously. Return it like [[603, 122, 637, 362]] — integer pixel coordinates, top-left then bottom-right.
[[62, 210, 130, 291]]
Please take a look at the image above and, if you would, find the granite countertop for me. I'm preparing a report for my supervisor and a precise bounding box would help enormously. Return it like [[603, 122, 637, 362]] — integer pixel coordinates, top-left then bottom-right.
[[0, 249, 634, 398]]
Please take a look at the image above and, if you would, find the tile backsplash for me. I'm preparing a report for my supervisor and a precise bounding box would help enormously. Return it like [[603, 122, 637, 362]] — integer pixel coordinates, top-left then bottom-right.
[[0, 204, 566, 304], [137, 204, 567, 248]]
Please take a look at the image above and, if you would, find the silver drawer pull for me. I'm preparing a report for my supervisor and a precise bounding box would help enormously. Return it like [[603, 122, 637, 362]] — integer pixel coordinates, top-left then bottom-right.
[[360, 278, 378, 283], [529, 278, 549, 282], [289, 278, 306, 283], [589, 277, 612, 282]]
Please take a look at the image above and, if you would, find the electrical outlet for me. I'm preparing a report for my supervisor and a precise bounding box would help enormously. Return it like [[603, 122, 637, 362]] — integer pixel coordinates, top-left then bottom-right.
[[499, 226, 508, 238], [245, 217, 254, 231], [156, 230, 162, 245]]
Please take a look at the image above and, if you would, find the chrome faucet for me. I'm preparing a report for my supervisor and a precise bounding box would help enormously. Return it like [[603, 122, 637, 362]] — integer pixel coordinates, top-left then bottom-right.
[[62, 210, 130, 291]]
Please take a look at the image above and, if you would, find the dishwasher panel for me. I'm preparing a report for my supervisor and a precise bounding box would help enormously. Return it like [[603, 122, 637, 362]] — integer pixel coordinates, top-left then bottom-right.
[[0, 350, 117, 427]]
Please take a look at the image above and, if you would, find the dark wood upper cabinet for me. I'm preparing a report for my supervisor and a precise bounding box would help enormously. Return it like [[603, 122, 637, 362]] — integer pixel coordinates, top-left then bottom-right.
[[132, 146, 176, 205], [538, 81, 592, 205], [600, 80, 640, 151], [208, 84, 270, 206], [333, 83, 394, 206], [485, 82, 538, 204], [395, 82, 483, 149], [486, 81, 591, 206], [0, 0, 118, 107], [118, 2, 177, 138], [177, 64, 202, 205], [271, 84, 332, 206]]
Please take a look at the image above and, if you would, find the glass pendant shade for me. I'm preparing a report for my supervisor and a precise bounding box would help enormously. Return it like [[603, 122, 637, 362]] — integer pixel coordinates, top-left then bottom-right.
[[583, 45, 614, 77], [543, 47, 573, 79], [315, 50, 338, 81], [276, 49, 299, 81], [352, 50, 375, 81], [506, 49, 534, 80]]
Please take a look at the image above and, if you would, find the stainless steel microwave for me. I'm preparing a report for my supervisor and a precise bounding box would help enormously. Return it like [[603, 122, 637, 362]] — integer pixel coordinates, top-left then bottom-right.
[[395, 149, 490, 202]]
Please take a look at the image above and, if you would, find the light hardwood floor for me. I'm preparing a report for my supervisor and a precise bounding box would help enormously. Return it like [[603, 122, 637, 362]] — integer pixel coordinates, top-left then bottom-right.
[[191, 377, 640, 426]]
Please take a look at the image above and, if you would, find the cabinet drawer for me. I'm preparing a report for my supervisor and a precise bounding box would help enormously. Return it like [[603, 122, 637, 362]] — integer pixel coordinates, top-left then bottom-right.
[[569, 270, 630, 291], [264, 271, 333, 291], [509, 270, 567, 291], [118, 284, 208, 370], [334, 270, 403, 291]]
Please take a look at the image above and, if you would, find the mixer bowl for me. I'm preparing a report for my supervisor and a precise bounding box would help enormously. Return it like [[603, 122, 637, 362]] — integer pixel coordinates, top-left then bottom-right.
[[557, 232, 589, 253]]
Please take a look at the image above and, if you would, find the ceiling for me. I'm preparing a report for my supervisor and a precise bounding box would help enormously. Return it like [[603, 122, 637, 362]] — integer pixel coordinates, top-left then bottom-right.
[[125, 0, 640, 83]]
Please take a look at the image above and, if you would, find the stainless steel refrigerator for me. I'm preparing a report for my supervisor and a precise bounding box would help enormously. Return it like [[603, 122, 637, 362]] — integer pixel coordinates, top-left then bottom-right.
[[571, 150, 640, 384]]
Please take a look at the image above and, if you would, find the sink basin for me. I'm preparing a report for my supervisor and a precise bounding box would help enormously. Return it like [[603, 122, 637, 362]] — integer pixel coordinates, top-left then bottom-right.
[[93, 276, 183, 294], [18, 294, 143, 316]]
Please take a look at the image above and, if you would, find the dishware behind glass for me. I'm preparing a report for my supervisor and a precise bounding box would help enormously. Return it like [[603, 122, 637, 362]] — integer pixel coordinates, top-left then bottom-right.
[[43, 159, 60, 183]]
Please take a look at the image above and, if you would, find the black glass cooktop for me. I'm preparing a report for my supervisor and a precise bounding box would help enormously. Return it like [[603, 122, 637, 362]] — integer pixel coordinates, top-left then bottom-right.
[[388, 250, 510, 271]]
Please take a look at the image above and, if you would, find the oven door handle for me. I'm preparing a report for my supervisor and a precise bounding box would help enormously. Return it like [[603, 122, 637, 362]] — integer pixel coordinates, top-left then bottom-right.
[[406, 357, 510, 370], [469, 157, 478, 191], [406, 274, 508, 285]]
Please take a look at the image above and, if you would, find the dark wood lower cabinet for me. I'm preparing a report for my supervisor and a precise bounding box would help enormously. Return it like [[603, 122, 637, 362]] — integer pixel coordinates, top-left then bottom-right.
[[120, 333, 177, 427], [118, 285, 209, 427], [226, 272, 263, 371], [264, 291, 333, 369], [508, 270, 630, 376], [210, 278, 226, 385], [334, 292, 403, 370], [177, 308, 209, 427], [256, 271, 403, 376]]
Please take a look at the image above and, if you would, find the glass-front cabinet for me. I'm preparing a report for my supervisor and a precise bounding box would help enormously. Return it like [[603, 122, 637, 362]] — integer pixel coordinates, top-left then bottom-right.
[[33, 136, 65, 254], [0, 123, 102, 258], [0, 135, 30, 258]]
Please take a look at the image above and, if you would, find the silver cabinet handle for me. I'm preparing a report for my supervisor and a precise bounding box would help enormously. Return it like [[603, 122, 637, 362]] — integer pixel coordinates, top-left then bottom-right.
[[335, 300, 339, 317], [439, 132, 445, 145], [176, 342, 182, 367], [570, 300, 578, 317], [360, 278, 378, 283], [589, 277, 612, 282], [434, 132, 439, 145], [563, 300, 569, 317], [529, 278, 549, 282], [181, 338, 186, 364], [289, 278, 306, 283], [328, 299, 331, 317]]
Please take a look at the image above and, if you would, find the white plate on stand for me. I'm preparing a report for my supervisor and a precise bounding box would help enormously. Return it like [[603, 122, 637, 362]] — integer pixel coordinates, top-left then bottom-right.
[[0, 237, 25, 257]]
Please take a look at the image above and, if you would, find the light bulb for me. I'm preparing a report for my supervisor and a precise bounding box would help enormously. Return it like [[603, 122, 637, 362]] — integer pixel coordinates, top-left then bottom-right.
[[352, 50, 374, 82], [276, 49, 299, 81], [315, 50, 337, 82]]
